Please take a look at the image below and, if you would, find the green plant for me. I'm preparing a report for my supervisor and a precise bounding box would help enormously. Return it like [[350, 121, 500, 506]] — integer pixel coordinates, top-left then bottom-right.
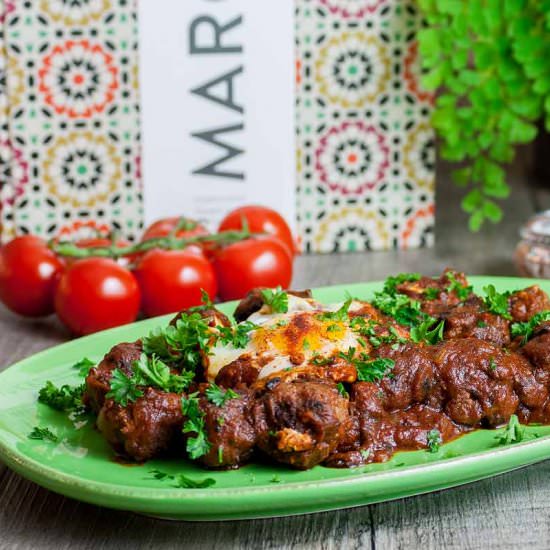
[[418, 0, 550, 230]]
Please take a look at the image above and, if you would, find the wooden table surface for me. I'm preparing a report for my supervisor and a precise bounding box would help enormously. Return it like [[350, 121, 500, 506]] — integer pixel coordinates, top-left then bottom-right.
[[2, 166, 550, 549]]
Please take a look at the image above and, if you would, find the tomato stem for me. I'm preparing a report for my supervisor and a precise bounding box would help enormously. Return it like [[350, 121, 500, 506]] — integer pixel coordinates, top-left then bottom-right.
[[50, 228, 255, 259]]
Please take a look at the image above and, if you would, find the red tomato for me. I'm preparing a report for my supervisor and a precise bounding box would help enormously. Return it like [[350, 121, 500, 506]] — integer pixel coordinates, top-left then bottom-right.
[[0, 235, 64, 317], [218, 205, 296, 256], [54, 258, 140, 336], [212, 237, 293, 301], [134, 249, 217, 317], [142, 217, 208, 242]]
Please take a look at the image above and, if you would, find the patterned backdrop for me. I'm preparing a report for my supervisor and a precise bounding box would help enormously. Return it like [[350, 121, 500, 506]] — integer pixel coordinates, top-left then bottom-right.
[[0, 0, 434, 251], [295, 0, 435, 252], [0, 0, 142, 242]]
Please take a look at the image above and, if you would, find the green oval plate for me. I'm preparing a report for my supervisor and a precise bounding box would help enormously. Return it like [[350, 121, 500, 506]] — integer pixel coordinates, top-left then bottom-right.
[[1, 276, 550, 521]]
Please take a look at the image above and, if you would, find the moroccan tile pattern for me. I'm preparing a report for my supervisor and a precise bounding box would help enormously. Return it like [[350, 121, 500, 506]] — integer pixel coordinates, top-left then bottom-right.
[[295, 0, 435, 252], [0, 0, 142, 242]]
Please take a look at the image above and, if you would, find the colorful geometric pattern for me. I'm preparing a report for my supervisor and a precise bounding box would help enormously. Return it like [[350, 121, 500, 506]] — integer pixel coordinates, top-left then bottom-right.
[[0, 0, 142, 242], [296, 0, 435, 252]]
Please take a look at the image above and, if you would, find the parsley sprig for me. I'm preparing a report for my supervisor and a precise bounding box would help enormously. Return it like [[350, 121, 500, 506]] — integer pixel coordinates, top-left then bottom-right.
[[72, 357, 95, 378], [317, 297, 353, 322], [511, 311, 550, 343], [181, 393, 211, 459], [148, 469, 215, 489], [261, 287, 289, 313], [446, 271, 473, 301], [205, 383, 239, 407], [217, 321, 258, 348], [28, 426, 59, 443], [496, 415, 524, 445], [339, 348, 395, 382], [142, 312, 212, 369], [483, 285, 512, 319], [427, 429, 442, 453], [410, 318, 445, 345], [38, 381, 85, 412], [382, 273, 421, 294], [106, 353, 193, 406]]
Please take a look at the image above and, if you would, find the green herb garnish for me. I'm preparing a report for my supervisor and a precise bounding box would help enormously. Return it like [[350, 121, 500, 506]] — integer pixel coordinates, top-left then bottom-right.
[[261, 287, 289, 313], [483, 284, 512, 319], [181, 393, 211, 459], [217, 320, 258, 348], [148, 469, 215, 489], [382, 273, 421, 294], [72, 357, 95, 378], [317, 297, 353, 322], [38, 381, 85, 412], [410, 318, 445, 345], [446, 271, 472, 301], [427, 428, 442, 453], [336, 382, 349, 398], [496, 415, 524, 445], [339, 348, 395, 382], [424, 287, 440, 300], [511, 311, 550, 343], [28, 426, 59, 443], [205, 383, 239, 407]]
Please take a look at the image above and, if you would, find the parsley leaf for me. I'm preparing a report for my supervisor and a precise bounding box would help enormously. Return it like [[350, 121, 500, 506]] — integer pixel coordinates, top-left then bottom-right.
[[410, 318, 445, 345], [496, 415, 524, 445], [339, 348, 395, 382], [38, 381, 85, 412], [217, 321, 258, 348], [142, 312, 212, 369], [446, 271, 472, 301], [336, 382, 349, 398], [371, 292, 423, 326], [28, 426, 59, 443], [483, 285, 512, 319], [317, 297, 353, 322], [72, 357, 95, 378], [147, 469, 216, 489], [106, 368, 144, 407], [511, 310, 550, 343], [261, 287, 288, 313], [382, 273, 421, 294], [181, 393, 211, 459], [424, 287, 440, 300], [205, 383, 239, 407], [427, 429, 441, 453], [134, 353, 193, 394]]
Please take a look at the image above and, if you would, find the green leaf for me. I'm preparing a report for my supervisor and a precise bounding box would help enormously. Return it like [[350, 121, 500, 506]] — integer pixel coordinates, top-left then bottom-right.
[[452, 167, 471, 187], [469, 210, 485, 232], [482, 200, 503, 223], [461, 189, 483, 213]]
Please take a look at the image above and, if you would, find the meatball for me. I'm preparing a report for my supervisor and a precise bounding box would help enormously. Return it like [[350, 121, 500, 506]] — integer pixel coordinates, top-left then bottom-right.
[[522, 331, 550, 387], [253, 379, 349, 469], [97, 387, 183, 461], [442, 303, 510, 347], [170, 306, 231, 328], [433, 338, 520, 427], [376, 343, 440, 410], [84, 341, 142, 413], [193, 391, 257, 469], [215, 355, 259, 389], [509, 286, 550, 323]]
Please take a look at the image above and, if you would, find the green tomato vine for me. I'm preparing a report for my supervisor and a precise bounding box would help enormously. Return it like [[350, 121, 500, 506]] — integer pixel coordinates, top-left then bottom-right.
[[418, 0, 550, 231]]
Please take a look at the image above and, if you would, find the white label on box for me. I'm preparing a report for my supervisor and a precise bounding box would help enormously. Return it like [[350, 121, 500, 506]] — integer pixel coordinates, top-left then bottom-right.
[[138, 0, 295, 231]]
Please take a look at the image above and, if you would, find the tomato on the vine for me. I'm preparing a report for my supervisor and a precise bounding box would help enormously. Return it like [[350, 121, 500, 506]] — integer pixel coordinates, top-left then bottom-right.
[[141, 217, 208, 242], [54, 258, 140, 336], [134, 249, 217, 317], [218, 205, 296, 257], [212, 236, 292, 301], [0, 235, 64, 317]]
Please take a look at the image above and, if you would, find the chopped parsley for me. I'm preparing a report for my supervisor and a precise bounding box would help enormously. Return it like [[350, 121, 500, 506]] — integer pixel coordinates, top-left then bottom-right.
[[38, 381, 85, 412], [382, 273, 421, 294], [317, 297, 353, 322], [302, 338, 310, 350], [426, 428, 441, 453], [72, 357, 95, 378], [142, 312, 212, 369], [311, 354, 334, 366], [350, 317, 407, 348], [218, 446, 224, 464], [339, 348, 395, 382], [360, 449, 370, 460], [106, 353, 193, 406], [371, 291, 423, 327], [446, 271, 472, 301], [511, 310, 550, 343], [410, 318, 445, 345], [217, 321, 258, 348], [477, 320, 487, 328], [489, 358, 497, 371], [496, 415, 524, 445], [336, 382, 349, 398], [261, 287, 288, 313], [424, 287, 440, 300], [205, 383, 239, 407], [270, 475, 282, 483], [148, 469, 215, 489], [181, 393, 211, 459], [28, 426, 59, 443], [483, 285, 512, 319]]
